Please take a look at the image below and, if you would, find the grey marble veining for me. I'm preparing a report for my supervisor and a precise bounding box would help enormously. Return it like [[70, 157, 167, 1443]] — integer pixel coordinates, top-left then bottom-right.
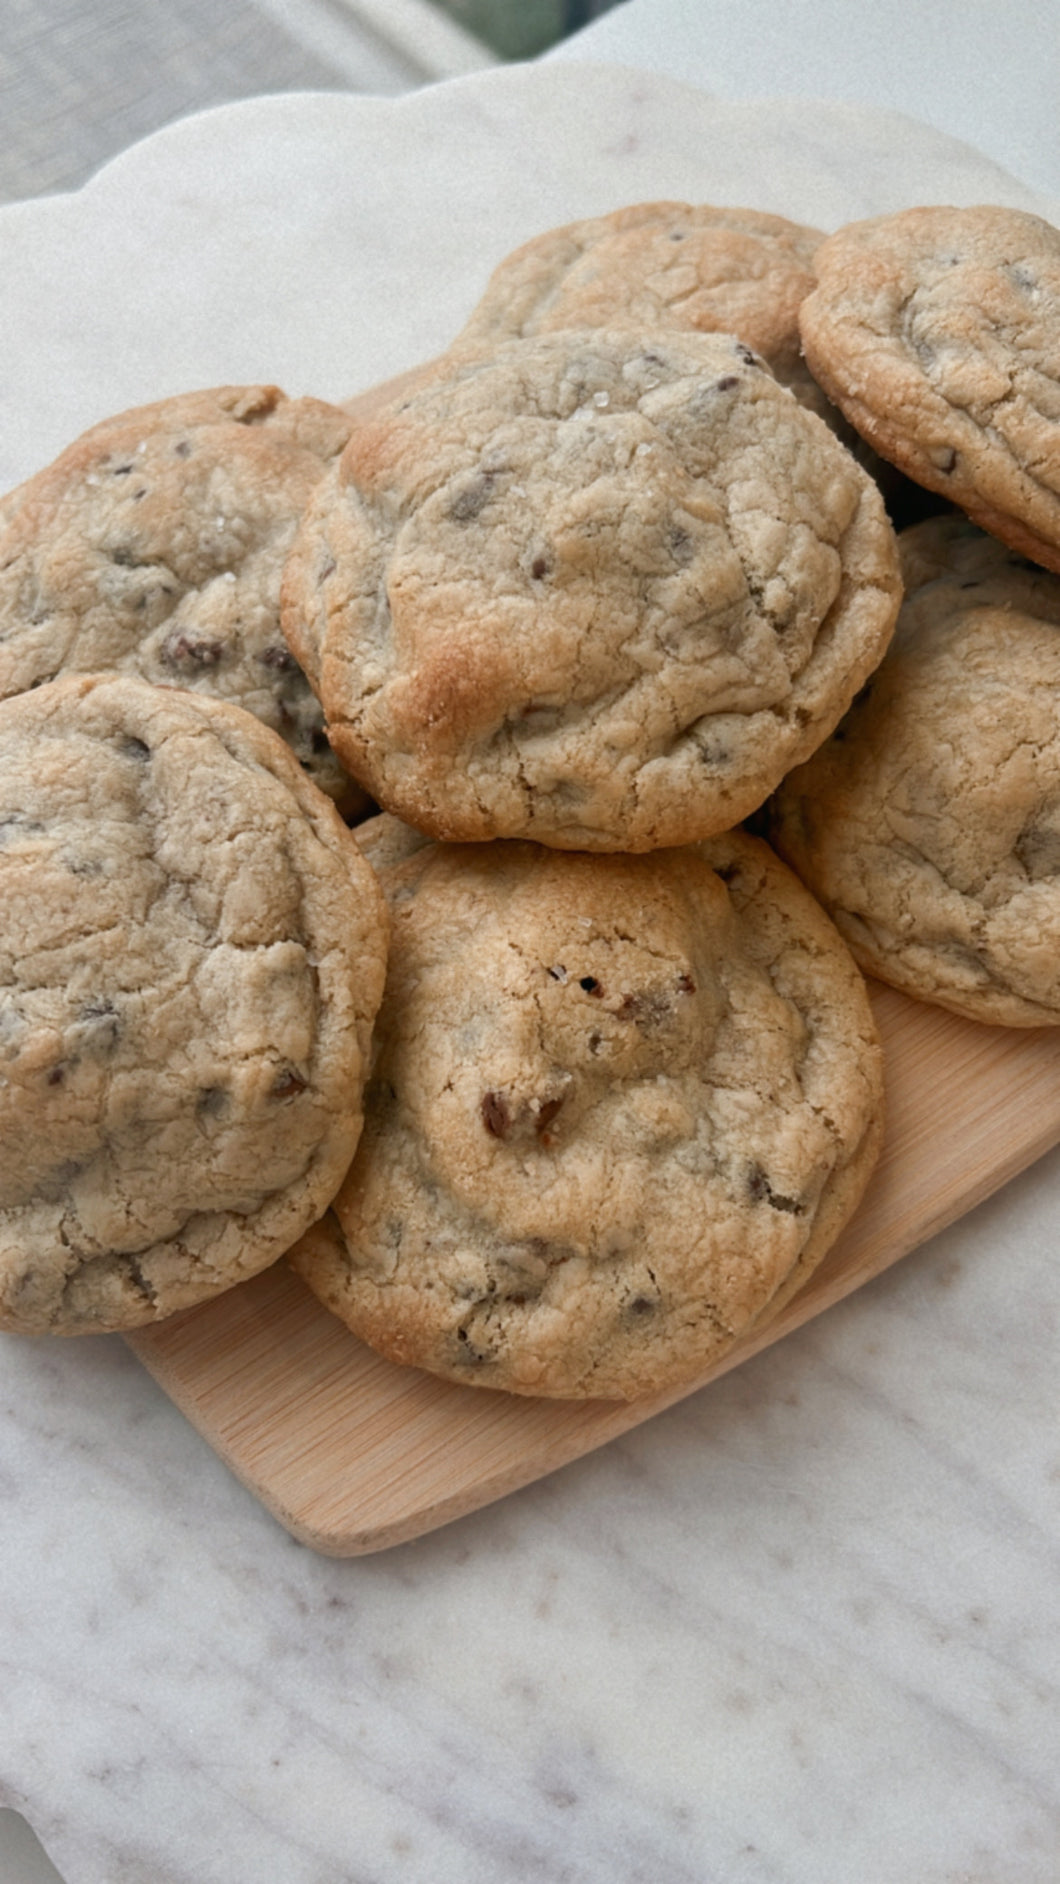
[[0, 59, 1058, 1884]]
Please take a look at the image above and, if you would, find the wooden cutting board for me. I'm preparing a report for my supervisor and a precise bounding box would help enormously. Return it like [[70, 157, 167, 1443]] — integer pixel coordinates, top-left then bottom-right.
[[126, 981, 1060, 1556]]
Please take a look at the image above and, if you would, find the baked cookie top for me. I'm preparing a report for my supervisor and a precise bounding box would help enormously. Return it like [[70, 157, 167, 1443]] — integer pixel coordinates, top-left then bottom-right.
[[769, 514, 1060, 1025], [453, 201, 934, 529], [797, 205, 1060, 573], [288, 817, 883, 1400], [0, 384, 367, 816], [0, 673, 389, 1334], [456, 200, 828, 408], [283, 329, 902, 851]]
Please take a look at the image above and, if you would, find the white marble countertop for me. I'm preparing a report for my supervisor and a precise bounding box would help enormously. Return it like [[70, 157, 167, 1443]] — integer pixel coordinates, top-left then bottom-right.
[[0, 47, 1058, 1884], [552, 0, 1060, 200]]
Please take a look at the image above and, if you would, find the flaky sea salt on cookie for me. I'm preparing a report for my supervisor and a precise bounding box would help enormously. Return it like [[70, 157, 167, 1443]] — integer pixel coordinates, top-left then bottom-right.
[[770, 514, 1060, 1025], [0, 384, 368, 817], [282, 329, 901, 851], [0, 674, 388, 1335], [456, 200, 830, 412], [454, 202, 931, 529], [798, 205, 1060, 573], [288, 816, 883, 1400]]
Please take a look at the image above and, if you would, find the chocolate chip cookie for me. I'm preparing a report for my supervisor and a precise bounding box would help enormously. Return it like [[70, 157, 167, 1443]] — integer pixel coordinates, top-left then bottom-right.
[[0, 673, 389, 1334], [0, 384, 368, 816], [288, 817, 883, 1399], [798, 205, 1060, 573], [456, 200, 831, 413], [453, 200, 937, 527], [770, 514, 1060, 1024], [283, 329, 902, 851]]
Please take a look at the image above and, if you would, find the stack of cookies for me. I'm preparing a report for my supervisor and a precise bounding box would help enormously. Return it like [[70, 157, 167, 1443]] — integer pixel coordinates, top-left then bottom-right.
[[0, 388, 390, 1335], [771, 204, 1060, 1025], [1, 196, 1056, 1401]]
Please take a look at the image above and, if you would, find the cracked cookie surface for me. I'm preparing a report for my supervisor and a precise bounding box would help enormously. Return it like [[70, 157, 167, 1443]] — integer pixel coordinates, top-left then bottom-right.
[[453, 200, 935, 528], [456, 200, 832, 414], [0, 673, 389, 1334], [288, 816, 883, 1400], [282, 329, 901, 851], [769, 514, 1060, 1024], [798, 205, 1060, 573], [0, 384, 368, 816]]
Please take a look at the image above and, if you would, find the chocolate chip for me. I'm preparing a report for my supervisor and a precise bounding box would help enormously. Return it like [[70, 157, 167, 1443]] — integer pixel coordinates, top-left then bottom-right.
[[449, 470, 498, 522], [173, 439, 192, 458], [617, 990, 673, 1030], [0, 815, 45, 845], [1015, 818, 1060, 880], [676, 973, 696, 994], [481, 1090, 511, 1139], [715, 375, 740, 391], [271, 1069, 308, 1099], [161, 631, 225, 668], [81, 997, 117, 1024], [747, 1163, 803, 1213], [455, 1325, 491, 1365], [530, 555, 550, 580], [78, 999, 120, 1052], [259, 644, 297, 671], [579, 976, 603, 995], [696, 736, 730, 768], [123, 1252, 157, 1306], [535, 1096, 565, 1136], [35, 1158, 84, 1202]]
